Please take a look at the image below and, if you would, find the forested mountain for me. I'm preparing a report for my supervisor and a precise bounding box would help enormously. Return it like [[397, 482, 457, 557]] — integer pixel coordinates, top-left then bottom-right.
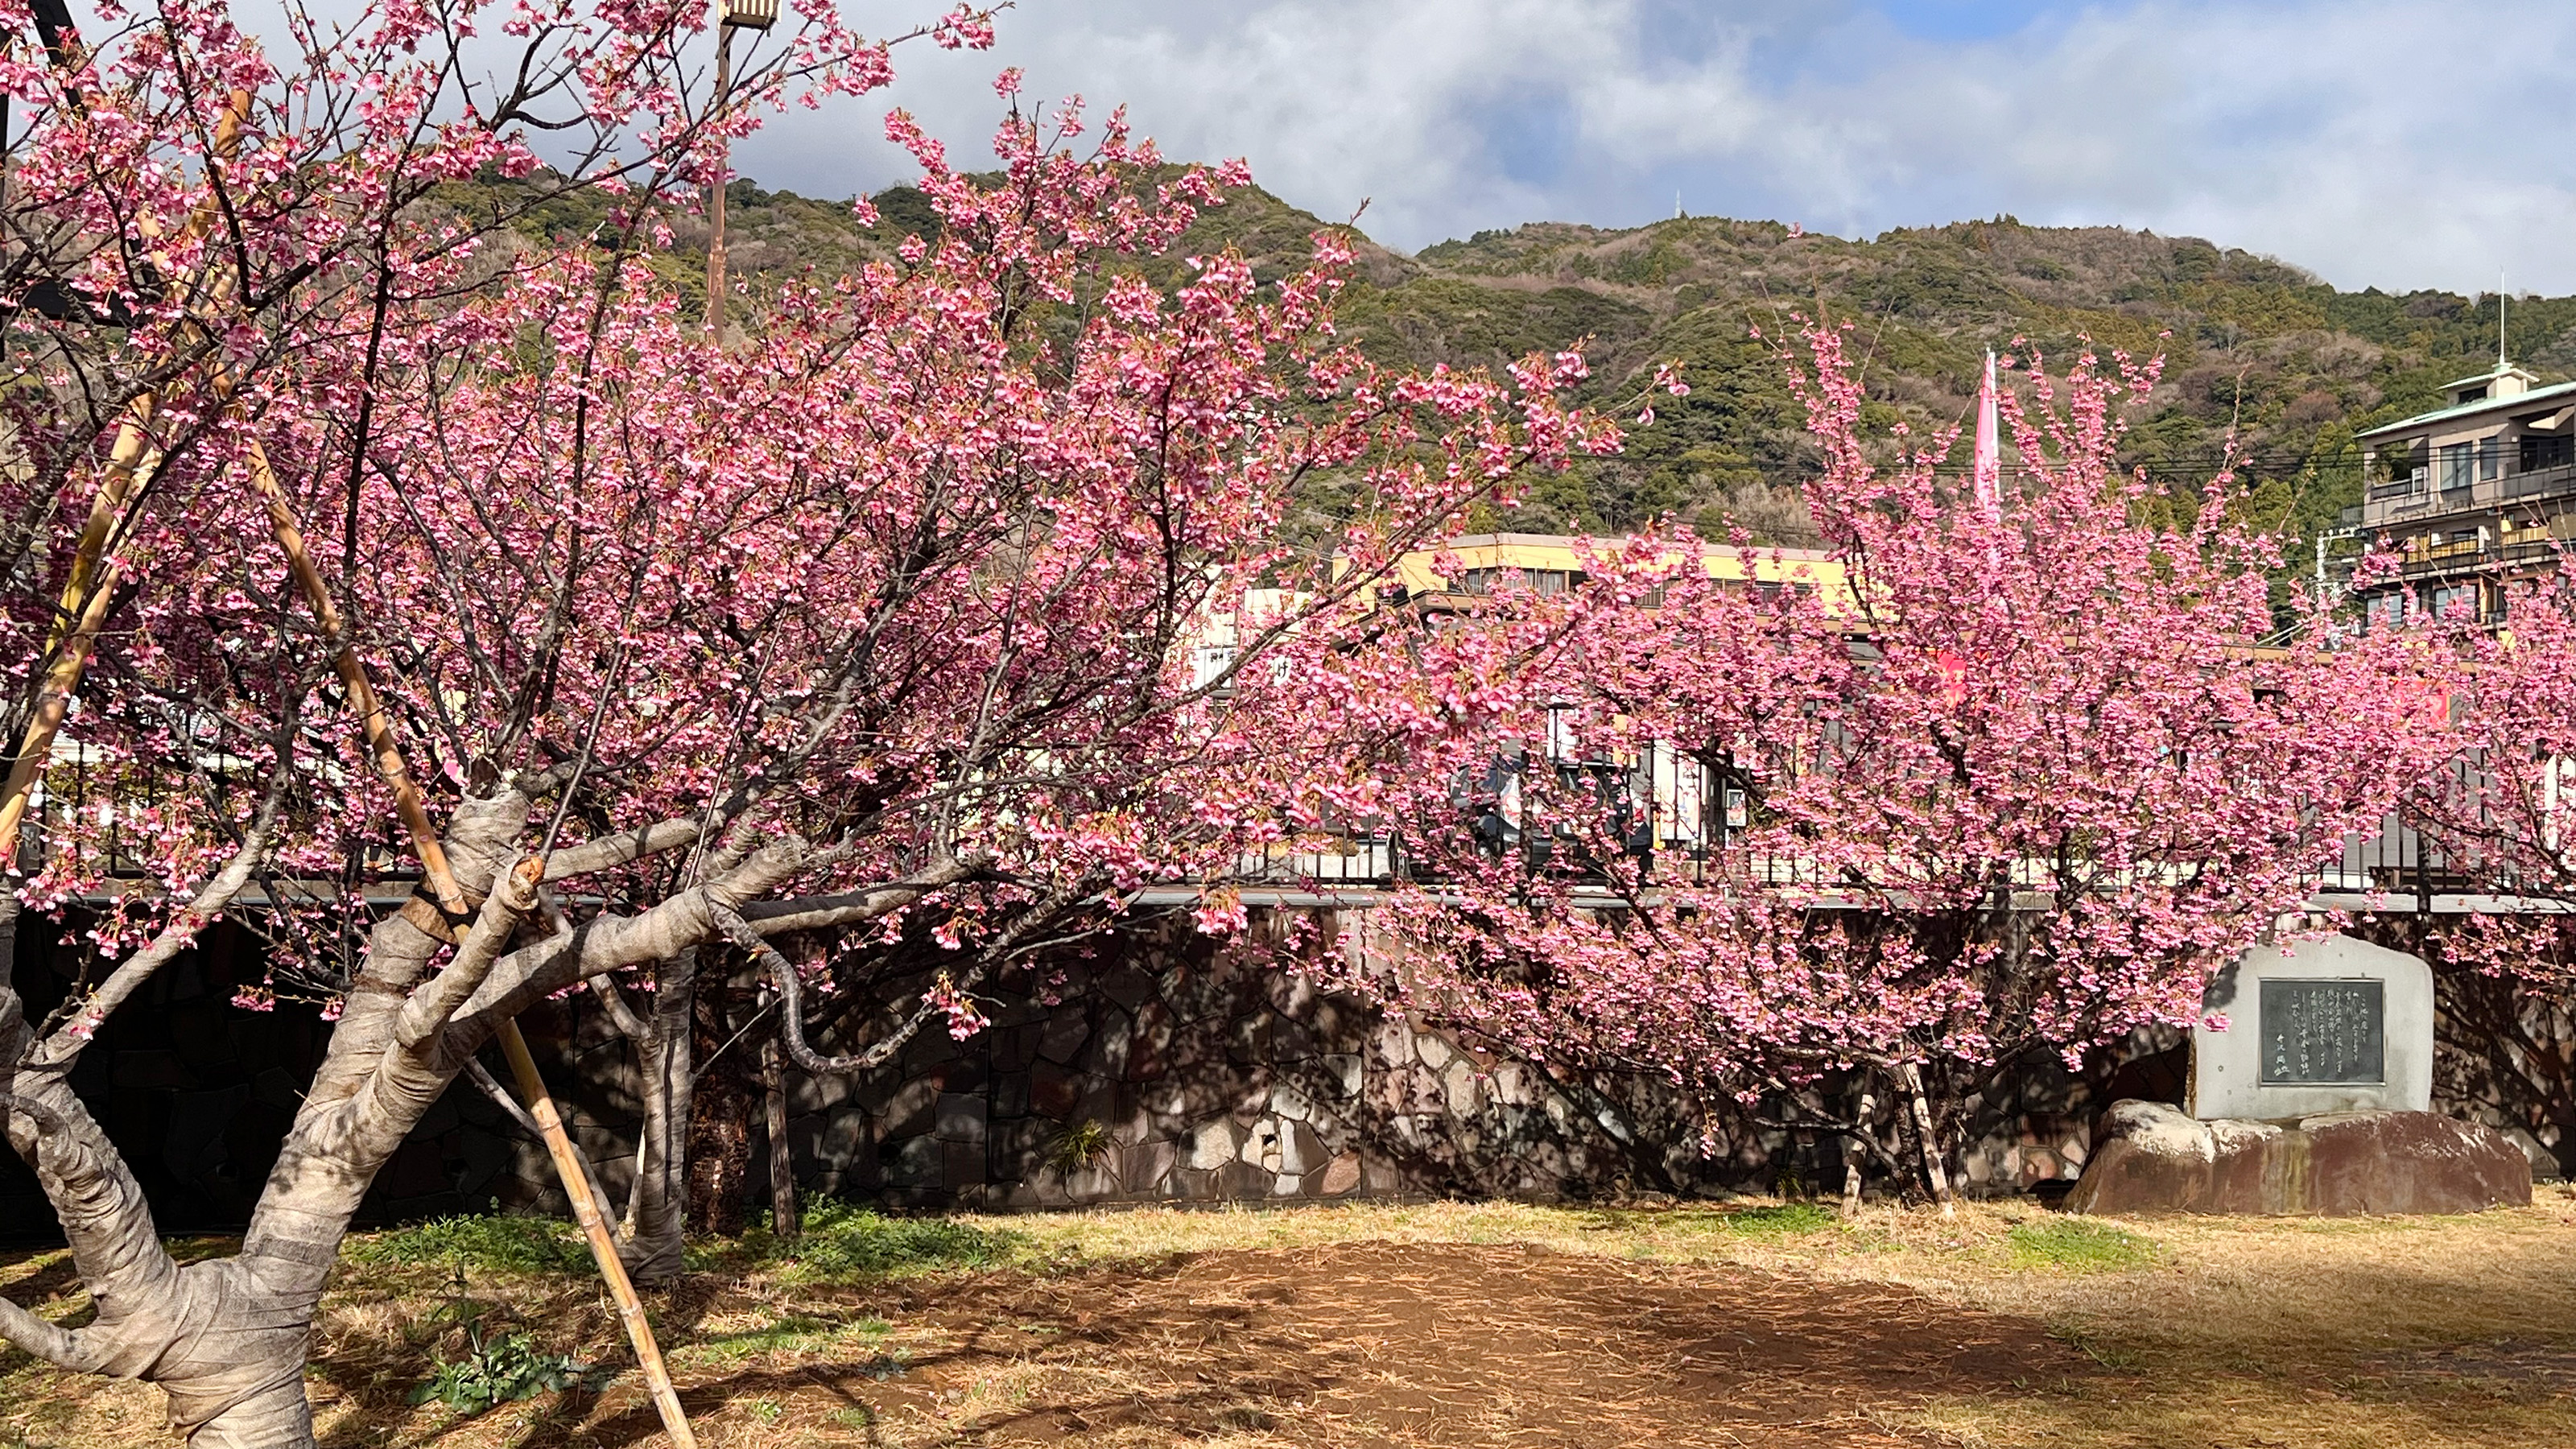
[[456, 170, 2575, 555]]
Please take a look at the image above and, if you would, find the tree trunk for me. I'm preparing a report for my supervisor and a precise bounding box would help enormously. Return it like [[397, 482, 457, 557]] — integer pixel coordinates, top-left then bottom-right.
[[687, 972, 755, 1237], [621, 950, 696, 1284], [1897, 1061, 1957, 1216], [762, 1030, 797, 1240], [185, 1378, 316, 1449], [1840, 1088, 1878, 1220]]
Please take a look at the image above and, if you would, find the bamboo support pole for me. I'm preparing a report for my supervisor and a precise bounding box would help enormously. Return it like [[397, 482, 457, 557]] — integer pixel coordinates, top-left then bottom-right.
[[0, 90, 257, 864], [500, 1018, 700, 1442], [245, 446, 700, 1449], [0, 78, 697, 1443]]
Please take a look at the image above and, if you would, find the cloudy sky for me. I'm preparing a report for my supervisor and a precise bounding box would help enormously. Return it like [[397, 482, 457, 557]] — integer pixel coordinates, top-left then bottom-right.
[[729, 0, 2574, 295]]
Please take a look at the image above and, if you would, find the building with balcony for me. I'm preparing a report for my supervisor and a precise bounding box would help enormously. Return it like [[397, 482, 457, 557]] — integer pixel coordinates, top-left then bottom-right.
[[2357, 358, 2576, 628]]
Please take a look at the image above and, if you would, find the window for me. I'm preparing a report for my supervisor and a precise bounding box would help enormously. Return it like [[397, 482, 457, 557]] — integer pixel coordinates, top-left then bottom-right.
[[2481, 436, 2504, 481], [1545, 706, 1579, 762], [2440, 442, 2475, 492], [2427, 582, 2478, 619], [2363, 592, 2406, 633], [1454, 566, 1586, 596], [2458, 385, 2488, 404], [2524, 434, 2573, 472], [1190, 645, 1236, 688]]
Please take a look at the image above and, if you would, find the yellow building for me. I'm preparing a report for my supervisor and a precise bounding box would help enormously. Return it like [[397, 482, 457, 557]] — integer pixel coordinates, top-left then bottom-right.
[[1390, 532, 1849, 612]]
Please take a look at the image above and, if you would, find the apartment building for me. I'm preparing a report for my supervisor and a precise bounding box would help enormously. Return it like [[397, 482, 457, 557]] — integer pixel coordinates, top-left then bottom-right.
[[2357, 359, 2576, 627]]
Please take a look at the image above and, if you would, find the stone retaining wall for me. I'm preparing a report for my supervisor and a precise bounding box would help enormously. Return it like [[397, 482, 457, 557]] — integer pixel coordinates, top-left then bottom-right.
[[14, 914, 2544, 1237]]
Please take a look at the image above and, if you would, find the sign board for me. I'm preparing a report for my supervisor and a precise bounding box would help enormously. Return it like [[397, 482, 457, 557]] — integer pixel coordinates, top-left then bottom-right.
[[2257, 980, 2386, 1086]]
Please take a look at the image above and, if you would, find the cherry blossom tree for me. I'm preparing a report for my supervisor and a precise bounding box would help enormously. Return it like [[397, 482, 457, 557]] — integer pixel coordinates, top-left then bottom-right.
[[1285, 325, 2450, 1208], [2379, 566, 2576, 1161], [0, 4, 1620, 1435]]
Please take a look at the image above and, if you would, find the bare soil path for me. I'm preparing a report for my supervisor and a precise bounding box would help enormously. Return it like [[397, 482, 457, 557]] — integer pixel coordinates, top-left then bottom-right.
[[730, 1241, 2092, 1447], [7, 1197, 2575, 1447]]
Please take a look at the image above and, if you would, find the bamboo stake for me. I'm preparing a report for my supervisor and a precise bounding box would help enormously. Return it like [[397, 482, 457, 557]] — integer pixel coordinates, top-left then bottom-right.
[[0, 90, 258, 864], [0, 80, 698, 1443], [499, 1019, 700, 1443], [246, 448, 700, 1449]]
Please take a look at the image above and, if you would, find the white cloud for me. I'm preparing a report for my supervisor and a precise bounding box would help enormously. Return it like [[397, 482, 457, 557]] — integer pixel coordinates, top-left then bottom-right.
[[732, 0, 2576, 294]]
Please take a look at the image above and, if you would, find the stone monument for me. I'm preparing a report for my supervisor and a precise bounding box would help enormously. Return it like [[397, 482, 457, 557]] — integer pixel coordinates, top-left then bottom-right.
[[2190, 934, 2431, 1121], [2066, 934, 2532, 1216]]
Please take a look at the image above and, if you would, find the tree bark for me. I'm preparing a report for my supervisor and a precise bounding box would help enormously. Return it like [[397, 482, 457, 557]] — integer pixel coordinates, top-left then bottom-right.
[[621, 950, 696, 1283], [687, 970, 754, 1237], [763, 1030, 797, 1240], [1840, 1088, 1878, 1220], [1897, 1061, 1957, 1216]]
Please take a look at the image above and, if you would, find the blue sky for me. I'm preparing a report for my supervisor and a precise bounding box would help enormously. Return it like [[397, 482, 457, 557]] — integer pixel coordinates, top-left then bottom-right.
[[725, 1, 2576, 295]]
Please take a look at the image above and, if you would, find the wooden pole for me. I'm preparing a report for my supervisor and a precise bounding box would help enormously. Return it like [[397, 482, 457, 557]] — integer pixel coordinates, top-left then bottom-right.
[[246, 451, 699, 1449], [500, 1014, 700, 1443], [704, 20, 733, 343], [762, 1032, 795, 1240], [0, 91, 257, 865]]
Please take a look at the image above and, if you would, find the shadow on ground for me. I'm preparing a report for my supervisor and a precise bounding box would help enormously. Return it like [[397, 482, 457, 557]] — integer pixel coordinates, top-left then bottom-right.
[[531, 1242, 2098, 1448]]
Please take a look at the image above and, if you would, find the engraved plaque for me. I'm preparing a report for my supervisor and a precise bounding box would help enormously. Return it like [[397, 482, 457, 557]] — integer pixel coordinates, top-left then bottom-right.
[[2258, 979, 2385, 1085]]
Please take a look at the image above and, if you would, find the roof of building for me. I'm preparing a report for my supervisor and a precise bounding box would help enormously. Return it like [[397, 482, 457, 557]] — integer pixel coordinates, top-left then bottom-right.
[[2358, 378, 2576, 441], [2441, 362, 2538, 391]]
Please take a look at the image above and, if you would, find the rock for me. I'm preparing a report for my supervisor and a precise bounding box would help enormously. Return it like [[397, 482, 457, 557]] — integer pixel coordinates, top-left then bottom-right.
[[1269, 1081, 1318, 1122], [1185, 1119, 1242, 1170], [2017, 1147, 2062, 1188], [2066, 1100, 2532, 1216], [1281, 1121, 1331, 1176], [1319, 1053, 1364, 1098], [1215, 1161, 1271, 1198], [1247, 1117, 1286, 1172], [1117, 1140, 1178, 1195], [1441, 1059, 1481, 1118], [934, 1092, 988, 1144], [879, 1078, 939, 1138], [1416, 1033, 1456, 1072], [1126, 1001, 1174, 1082], [1317, 1153, 1363, 1195], [1034, 1013, 1091, 1067], [1028, 1062, 1084, 1121]]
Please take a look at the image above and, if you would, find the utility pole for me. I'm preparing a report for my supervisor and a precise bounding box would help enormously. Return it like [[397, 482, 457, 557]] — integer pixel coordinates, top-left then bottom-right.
[[704, 0, 778, 341]]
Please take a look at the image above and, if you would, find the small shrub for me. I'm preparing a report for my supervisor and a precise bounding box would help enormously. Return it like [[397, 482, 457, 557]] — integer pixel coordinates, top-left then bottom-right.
[[349, 1212, 591, 1275], [774, 1199, 1019, 1278], [1049, 1119, 1114, 1174], [410, 1325, 589, 1413], [2006, 1219, 2159, 1273]]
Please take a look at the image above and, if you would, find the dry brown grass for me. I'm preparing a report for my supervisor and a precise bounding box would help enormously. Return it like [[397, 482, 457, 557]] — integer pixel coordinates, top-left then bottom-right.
[[1, 1190, 2571, 1447]]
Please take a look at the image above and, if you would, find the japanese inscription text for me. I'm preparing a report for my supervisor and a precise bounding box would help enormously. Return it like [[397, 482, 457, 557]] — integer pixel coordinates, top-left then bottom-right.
[[2258, 978, 2386, 1085]]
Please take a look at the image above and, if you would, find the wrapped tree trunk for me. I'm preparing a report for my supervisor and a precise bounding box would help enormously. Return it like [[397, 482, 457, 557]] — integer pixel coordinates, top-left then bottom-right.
[[618, 950, 697, 1283], [762, 1030, 797, 1240], [1839, 1088, 1879, 1220], [687, 970, 757, 1238], [1897, 1061, 1957, 1216]]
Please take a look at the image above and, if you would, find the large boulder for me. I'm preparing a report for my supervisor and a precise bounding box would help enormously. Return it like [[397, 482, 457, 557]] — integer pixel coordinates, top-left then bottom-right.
[[2065, 1100, 2532, 1216]]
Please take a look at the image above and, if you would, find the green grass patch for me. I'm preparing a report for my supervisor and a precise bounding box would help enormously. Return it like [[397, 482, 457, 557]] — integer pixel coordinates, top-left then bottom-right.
[[347, 1212, 593, 1276], [2006, 1218, 2160, 1273], [766, 1199, 1022, 1279], [1718, 1203, 1839, 1236], [682, 1313, 892, 1364]]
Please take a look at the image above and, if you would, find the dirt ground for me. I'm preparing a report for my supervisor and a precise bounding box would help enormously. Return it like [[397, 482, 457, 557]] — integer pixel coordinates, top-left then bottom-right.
[[5, 1195, 2576, 1448]]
